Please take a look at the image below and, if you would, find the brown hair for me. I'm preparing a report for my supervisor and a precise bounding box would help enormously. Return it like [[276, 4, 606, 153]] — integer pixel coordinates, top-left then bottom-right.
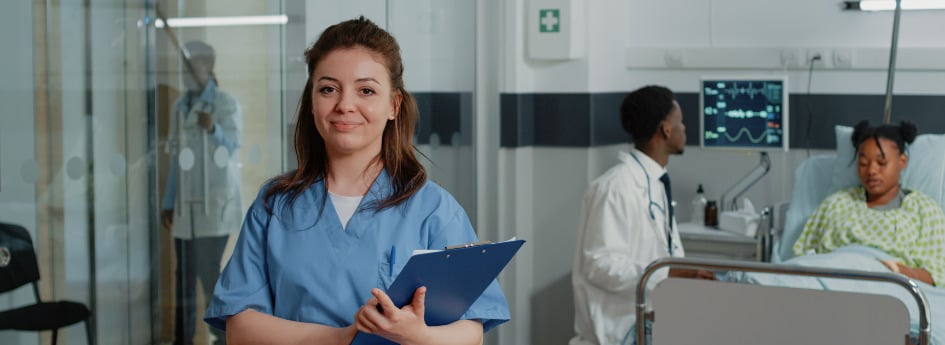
[[265, 16, 425, 212]]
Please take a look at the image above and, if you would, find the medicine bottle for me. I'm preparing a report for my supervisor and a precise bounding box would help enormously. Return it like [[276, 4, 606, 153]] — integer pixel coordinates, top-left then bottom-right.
[[690, 184, 707, 224], [704, 200, 719, 227]]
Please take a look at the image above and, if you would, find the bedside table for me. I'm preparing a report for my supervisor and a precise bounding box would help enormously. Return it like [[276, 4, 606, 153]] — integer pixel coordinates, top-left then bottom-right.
[[678, 222, 763, 262]]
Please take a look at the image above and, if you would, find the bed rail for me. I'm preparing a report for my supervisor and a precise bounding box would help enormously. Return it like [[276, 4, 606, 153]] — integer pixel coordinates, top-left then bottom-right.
[[635, 257, 931, 345]]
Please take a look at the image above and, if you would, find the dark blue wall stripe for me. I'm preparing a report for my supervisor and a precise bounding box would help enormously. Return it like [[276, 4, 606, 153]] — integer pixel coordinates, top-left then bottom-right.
[[501, 92, 945, 149], [413, 92, 472, 146]]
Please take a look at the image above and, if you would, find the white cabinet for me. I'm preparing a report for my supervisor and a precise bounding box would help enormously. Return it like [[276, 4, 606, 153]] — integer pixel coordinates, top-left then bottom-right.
[[678, 222, 763, 261]]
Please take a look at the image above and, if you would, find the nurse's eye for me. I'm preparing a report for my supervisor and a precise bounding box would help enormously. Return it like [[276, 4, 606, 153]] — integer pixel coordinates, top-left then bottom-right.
[[359, 88, 376, 96]]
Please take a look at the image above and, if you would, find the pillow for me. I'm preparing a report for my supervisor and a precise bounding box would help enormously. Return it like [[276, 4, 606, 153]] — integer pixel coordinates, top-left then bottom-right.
[[831, 125, 945, 208], [831, 126, 859, 189], [776, 155, 838, 262]]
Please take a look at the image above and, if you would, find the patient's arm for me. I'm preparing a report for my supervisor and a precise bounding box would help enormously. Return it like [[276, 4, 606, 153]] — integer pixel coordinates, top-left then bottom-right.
[[882, 260, 935, 286]]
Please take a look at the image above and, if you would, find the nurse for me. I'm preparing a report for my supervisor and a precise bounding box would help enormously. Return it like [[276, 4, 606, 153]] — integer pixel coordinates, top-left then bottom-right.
[[204, 17, 509, 344], [570, 85, 714, 345]]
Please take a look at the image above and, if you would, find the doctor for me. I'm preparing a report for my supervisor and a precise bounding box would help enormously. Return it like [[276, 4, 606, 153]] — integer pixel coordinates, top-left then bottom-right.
[[161, 40, 242, 345], [570, 85, 714, 345]]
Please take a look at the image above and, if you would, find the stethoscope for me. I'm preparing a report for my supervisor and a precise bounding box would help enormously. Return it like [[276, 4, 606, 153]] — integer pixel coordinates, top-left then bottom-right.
[[621, 151, 677, 345], [628, 152, 667, 222], [628, 151, 674, 256]]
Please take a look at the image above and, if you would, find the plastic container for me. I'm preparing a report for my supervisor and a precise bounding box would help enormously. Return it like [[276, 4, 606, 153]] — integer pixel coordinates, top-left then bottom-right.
[[690, 184, 707, 224], [704, 200, 719, 227]]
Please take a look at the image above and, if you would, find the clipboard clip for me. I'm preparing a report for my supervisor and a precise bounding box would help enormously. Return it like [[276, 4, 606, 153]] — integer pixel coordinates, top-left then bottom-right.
[[444, 240, 493, 250]]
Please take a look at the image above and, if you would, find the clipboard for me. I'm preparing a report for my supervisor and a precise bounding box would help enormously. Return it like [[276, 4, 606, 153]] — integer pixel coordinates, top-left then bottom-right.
[[350, 239, 525, 345]]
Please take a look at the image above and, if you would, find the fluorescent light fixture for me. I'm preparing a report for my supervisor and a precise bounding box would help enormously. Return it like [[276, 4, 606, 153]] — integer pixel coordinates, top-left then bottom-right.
[[843, 0, 945, 11], [138, 15, 288, 28]]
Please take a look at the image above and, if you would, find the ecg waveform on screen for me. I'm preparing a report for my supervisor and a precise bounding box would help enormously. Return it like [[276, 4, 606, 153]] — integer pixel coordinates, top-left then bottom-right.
[[722, 128, 768, 144], [722, 110, 769, 119], [718, 82, 783, 103]]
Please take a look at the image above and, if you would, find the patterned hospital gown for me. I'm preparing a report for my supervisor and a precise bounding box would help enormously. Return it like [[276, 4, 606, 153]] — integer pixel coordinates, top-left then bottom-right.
[[793, 186, 945, 286]]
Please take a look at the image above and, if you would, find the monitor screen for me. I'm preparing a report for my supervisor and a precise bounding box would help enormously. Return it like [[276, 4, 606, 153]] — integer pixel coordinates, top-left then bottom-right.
[[700, 77, 789, 151]]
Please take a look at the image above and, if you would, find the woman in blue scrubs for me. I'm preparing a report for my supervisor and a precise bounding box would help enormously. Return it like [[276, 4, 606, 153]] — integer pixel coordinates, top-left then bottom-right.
[[204, 16, 510, 344]]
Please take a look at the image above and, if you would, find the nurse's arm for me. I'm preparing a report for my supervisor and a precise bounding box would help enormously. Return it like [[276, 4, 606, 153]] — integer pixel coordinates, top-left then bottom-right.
[[226, 309, 357, 345]]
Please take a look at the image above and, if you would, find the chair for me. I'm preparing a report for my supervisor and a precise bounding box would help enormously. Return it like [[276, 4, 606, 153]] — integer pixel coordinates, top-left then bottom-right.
[[0, 222, 94, 345]]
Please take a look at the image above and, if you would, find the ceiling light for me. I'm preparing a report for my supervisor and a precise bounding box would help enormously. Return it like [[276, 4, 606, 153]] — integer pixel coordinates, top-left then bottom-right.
[[138, 15, 289, 28], [843, 0, 945, 11]]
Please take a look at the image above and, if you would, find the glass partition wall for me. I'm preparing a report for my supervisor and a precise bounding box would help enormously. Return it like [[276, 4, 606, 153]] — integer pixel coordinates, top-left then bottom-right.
[[0, 1, 476, 344]]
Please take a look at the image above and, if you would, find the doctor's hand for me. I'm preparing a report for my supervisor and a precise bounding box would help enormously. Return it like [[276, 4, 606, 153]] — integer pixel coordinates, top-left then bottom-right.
[[669, 268, 717, 280], [355, 287, 430, 344], [161, 210, 174, 231], [197, 111, 215, 133]]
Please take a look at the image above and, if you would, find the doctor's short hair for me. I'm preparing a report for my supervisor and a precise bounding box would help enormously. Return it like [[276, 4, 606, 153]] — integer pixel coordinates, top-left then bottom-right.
[[183, 41, 215, 70], [851, 120, 918, 158], [620, 85, 676, 145]]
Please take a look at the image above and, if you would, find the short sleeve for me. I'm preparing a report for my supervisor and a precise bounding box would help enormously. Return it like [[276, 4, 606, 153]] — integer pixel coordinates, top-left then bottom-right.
[[911, 194, 945, 286], [204, 190, 274, 330], [430, 205, 511, 333]]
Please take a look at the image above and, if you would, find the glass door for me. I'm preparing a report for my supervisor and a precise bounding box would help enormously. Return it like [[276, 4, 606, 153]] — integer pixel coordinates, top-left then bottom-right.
[[147, 1, 288, 344], [0, 1, 474, 344]]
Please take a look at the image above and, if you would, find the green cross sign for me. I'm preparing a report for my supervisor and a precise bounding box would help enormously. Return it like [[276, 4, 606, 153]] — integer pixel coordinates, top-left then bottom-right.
[[539, 9, 560, 33]]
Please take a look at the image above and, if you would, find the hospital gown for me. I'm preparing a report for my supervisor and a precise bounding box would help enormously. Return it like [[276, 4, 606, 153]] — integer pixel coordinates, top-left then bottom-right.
[[794, 186, 945, 286], [204, 170, 510, 332]]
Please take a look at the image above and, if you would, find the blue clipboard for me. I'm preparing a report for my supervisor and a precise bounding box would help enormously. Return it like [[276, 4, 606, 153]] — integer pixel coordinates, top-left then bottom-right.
[[350, 239, 525, 345]]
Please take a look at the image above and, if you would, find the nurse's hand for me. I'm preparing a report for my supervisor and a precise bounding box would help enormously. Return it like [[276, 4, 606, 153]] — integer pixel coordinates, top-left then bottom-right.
[[355, 287, 430, 344]]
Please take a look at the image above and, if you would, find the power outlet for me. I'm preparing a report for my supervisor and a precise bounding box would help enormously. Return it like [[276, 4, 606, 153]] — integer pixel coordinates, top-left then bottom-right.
[[807, 49, 830, 68], [834, 49, 855, 69], [780, 49, 803, 68]]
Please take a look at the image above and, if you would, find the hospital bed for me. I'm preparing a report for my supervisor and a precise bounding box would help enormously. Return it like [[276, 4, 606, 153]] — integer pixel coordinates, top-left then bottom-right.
[[633, 126, 945, 345]]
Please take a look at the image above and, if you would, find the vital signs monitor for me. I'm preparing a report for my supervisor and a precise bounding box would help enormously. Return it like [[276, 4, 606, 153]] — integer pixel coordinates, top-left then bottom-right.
[[700, 77, 789, 151]]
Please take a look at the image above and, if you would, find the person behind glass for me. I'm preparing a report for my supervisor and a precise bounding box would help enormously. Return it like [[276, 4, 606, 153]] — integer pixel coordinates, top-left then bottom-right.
[[203, 17, 509, 345], [570, 85, 715, 345], [794, 121, 945, 286], [161, 40, 242, 345]]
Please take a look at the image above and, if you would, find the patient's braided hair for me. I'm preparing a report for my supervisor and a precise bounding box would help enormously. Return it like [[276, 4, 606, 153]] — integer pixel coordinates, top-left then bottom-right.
[[851, 120, 918, 159]]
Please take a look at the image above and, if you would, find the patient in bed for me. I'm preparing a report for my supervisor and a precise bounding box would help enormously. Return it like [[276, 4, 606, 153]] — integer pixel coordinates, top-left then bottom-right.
[[792, 120, 945, 287]]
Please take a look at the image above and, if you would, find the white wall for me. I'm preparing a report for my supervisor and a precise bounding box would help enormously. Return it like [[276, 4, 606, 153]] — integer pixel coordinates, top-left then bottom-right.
[[305, 0, 476, 92], [493, 0, 945, 344]]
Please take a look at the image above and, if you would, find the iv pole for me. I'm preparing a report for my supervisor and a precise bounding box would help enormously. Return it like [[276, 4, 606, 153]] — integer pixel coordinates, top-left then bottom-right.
[[882, 0, 902, 125]]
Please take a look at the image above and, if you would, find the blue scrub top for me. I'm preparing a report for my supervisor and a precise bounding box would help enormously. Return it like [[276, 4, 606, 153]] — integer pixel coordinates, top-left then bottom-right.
[[204, 170, 510, 333]]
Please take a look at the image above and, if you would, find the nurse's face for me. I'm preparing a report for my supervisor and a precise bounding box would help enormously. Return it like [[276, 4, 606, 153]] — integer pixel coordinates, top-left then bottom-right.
[[311, 47, 399, 158], [857, 137, 907, 200], [664, 101, 686, 154]]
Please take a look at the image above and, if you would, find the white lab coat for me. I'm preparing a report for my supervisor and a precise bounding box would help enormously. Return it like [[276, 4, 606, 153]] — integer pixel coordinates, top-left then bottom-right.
[[163, 83, 243, 240], [570, 149, 685, 345]]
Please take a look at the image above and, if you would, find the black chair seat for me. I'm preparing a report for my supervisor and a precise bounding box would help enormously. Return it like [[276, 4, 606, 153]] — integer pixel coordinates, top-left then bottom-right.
[[0, 301, 91, 331]]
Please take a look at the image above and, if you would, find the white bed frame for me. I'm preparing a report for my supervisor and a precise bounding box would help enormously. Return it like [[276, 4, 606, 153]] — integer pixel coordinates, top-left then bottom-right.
[[635, 257, 932, 345]]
